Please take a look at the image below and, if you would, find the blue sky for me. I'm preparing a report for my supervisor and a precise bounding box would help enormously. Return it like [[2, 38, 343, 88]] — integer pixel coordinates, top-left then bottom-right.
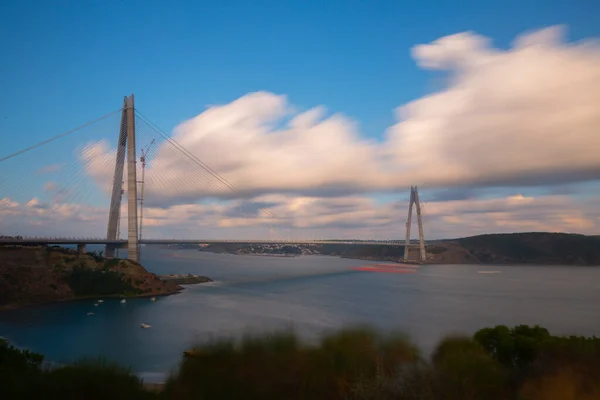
[[1, 0, 598, 153], [0, 0, 599, 239]]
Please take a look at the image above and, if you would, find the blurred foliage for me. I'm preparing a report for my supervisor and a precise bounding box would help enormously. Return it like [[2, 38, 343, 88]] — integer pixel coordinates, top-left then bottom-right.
[[163, 327, 420, 400], [42, 358, 154, 400], [0, 338, 45, 399], [474, 324, 551, 368], [1, 325, 599, 399], [87, 251, 105, 263], [432, 336, 509, 400]]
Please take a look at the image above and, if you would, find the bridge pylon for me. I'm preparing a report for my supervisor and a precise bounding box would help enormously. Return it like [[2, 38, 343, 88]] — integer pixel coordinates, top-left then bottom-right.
[[404, 185, 426, 261], [105, 95, 139, 262]]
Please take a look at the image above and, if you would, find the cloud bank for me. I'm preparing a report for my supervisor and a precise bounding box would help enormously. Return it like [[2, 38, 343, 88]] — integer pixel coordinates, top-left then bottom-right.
[[79, 25, 600, 206], [1, 192, 598, 239]]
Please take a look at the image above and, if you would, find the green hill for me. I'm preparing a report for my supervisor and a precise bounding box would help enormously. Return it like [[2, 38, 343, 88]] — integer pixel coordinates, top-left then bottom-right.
[[457, 232, 600, 265]]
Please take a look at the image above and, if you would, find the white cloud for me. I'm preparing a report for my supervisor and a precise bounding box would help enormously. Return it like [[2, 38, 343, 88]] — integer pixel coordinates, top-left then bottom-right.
[[0, 197, 108, 237], [391, 25, 600, 187], [1, 193, 598, 240], [80, 26, 599, 206]]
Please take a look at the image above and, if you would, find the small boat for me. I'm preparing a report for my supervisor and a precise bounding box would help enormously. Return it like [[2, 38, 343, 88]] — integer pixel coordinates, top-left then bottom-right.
[[150, 297, 156, 302], [478, 270, 501, 274], [94, 303, 99, 307], [87, 312, 94, 316], [97, 300, 104, 303], [120, 299, 127, 304], [141, 323, 151, 329]]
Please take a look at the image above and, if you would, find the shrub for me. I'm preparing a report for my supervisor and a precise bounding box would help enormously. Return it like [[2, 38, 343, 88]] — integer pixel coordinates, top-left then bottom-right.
[[164, 327, 420, 400], [66, 266, 135, 296], [0, 339, 45, 399], [103, 258, 120, 270], [41, 358, 153, 400], [474, 324, 551, 368], [53, 263, 65, 272], [87, 251, 105, 263], [518, 366, 600, 400], [432, 336, 509, 400], [518, 335, 600, 400]]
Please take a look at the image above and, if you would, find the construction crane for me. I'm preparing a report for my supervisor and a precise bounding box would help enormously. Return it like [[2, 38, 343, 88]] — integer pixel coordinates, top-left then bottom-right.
[[115, 185, 124, 258], [138, 139, 155, 255]]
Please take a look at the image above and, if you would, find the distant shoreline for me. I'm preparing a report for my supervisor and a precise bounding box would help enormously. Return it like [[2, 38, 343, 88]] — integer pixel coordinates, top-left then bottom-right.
[[192, 232, 600, 266], [237, 253, 297, 257]]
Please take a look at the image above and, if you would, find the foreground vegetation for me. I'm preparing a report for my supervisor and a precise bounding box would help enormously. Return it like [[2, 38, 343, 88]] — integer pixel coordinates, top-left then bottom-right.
[[2, 325, 599, 399]]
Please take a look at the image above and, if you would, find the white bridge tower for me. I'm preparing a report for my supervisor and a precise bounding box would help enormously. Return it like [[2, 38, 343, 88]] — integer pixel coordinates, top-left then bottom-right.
[[105, 95, 139, 262], [404, 185, 426, 261]]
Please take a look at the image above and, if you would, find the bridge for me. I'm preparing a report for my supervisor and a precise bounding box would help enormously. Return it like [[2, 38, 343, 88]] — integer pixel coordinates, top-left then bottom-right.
[[0, 238, 420, 256], [0, 238, 413, 246], [0, 95, 427, 262]]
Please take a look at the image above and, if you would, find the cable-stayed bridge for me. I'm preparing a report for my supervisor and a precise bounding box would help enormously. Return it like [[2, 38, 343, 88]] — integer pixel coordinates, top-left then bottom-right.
[[0, 95, 427, 261]]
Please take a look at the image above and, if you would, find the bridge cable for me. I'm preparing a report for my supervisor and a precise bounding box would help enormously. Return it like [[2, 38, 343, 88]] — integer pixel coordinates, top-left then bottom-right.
[[139, 141, 231, 202], [0, 137, 114, 210], [132, 127, 264, 234], [134, 110, 286, 226], [134, 118, 248, 199], [0, 108, 124, 163], [135, 111, 244, 194], [135, 114, 286, 238]]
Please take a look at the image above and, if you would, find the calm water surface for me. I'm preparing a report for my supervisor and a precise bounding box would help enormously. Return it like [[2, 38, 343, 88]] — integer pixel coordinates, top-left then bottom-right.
[[1, 247, 599, 382]]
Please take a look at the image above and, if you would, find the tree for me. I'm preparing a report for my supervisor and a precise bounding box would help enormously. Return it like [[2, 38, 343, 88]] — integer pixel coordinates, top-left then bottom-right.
[[474, 324, 550, 368]]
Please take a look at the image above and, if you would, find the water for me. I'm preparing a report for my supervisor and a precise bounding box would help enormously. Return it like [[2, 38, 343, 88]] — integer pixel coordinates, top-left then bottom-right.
[[1, 247, 599, 382]]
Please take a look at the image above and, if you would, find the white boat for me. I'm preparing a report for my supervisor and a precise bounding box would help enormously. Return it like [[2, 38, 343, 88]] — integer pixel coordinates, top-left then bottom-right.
[[94, 303, 99, 307], [87, 312, 94, 316], [150, 297, 156, 302], [141, 323, 151, 329], [97, 300, 104, 303], [120, 299, 127, 304]]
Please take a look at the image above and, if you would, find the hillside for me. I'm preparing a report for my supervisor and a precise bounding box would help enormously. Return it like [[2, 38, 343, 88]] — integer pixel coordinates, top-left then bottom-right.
[[0, 246, 182, 309], [196, 232, 600, 265], [456, 232, 600, 265]]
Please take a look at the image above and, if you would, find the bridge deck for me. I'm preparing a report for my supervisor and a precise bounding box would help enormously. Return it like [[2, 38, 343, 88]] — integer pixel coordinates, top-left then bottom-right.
[[0, 239, 421, 247]]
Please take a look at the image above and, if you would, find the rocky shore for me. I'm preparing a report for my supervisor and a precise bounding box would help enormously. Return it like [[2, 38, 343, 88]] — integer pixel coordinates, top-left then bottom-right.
[[159, 274, 213, 285], [0, 246, 204, 310]]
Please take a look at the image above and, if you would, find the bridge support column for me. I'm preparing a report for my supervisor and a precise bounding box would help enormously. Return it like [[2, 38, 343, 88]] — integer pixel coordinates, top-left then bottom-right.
[[125, 95, 139, 263], [105, 97, 128, 258], [404, 186, 426, 261], [77, 243, 86, 255], [404, 188, 414, 260]]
